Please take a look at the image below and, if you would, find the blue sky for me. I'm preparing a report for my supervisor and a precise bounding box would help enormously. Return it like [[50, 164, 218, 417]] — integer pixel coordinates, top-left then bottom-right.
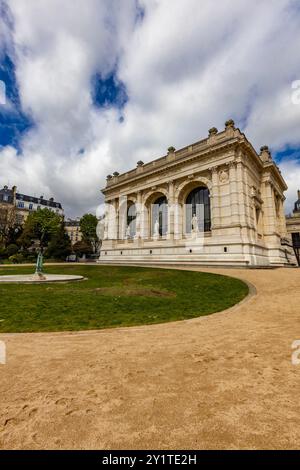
[[0, 53, 33, 150], [0, 0, 300, 216]]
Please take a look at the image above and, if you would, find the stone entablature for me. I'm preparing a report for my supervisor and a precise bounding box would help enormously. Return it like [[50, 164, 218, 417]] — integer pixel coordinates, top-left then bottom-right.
[[99, 121, 296, 267]]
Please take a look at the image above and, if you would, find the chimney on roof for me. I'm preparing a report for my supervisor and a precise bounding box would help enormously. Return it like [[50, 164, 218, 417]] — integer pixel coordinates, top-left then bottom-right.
[[12, 185, 17, 203]]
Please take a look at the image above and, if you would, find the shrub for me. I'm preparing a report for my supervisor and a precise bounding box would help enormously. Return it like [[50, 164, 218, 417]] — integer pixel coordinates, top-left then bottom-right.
[[9, 253, 24, 264], [0, 245, 7, 259], [26, 254, 36, 263], [6, 244, 19, 257]]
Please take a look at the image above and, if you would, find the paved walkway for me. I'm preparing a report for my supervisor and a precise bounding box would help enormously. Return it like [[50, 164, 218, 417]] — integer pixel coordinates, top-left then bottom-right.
[[0, 267, 299, 449]]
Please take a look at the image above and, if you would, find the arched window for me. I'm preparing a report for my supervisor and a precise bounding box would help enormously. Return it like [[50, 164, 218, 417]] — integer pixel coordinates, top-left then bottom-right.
[[127, 203, 136, 237], [186, 187, 211, 233], [152, 196, 168, 236]]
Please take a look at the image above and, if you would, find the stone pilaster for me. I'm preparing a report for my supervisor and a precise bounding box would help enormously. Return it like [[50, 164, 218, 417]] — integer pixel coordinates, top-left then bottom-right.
[[168, 180, 175, 240], [106, 198, 118, 241], [279, 196, 287, 236], [103, 202, 109, 240], [210, 167, 220, 229], [236, 161, 247, 227], [229, 162, 240, 226], [261, 181, 277, 236], [135, 191, 142, 239]]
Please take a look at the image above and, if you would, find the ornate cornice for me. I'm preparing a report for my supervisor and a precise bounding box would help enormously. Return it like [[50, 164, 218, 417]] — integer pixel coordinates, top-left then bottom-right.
[[102, 135, 247, 194]]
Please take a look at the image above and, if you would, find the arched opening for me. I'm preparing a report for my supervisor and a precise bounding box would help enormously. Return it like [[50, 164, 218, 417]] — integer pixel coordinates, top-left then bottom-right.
[[127, 202, 136, 238], [152, 196, 168, 236], [185, 187, 211, 233]]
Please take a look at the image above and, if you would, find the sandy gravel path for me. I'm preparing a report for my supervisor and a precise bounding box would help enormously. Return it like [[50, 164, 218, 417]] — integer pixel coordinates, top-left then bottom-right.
[[0, 266, 299, 450]]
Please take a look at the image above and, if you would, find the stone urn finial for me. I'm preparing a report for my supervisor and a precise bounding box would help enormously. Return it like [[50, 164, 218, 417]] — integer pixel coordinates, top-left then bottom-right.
[[208, 127, 218, 136], [113, 171, 120, 177], [225, 119, 235, 129], [167, 146, 176, 153], [137, 160, 144, 167], [106, 174, 112, 181], [260, 145, 272, 162]]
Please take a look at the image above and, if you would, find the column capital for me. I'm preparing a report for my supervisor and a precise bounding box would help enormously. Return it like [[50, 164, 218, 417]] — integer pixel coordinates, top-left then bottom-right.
[[229, 160, 237, 168], [209, 166, 219, 174]]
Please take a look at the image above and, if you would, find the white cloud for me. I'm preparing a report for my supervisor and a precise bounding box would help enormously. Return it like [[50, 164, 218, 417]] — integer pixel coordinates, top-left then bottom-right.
[[0, 0, 300, 216]]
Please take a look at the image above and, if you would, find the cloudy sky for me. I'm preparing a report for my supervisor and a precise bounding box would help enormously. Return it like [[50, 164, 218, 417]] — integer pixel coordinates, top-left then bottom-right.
[[0, 0, 300, 217]]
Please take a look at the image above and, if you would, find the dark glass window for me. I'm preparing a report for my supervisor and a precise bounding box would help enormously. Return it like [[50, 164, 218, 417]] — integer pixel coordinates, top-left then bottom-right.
[[127, 203, 136, 237], [152, 196, 168, 236], [186, 187, 211, 233], [292, 232, 300, 248]]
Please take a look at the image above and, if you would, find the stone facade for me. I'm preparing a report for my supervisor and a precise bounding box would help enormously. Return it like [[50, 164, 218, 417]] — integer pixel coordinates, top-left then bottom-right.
[[65, 218, 83, 246], [99, 121, 296, 267], [286, 190, 300, 265], [0, 185, 63, 225]]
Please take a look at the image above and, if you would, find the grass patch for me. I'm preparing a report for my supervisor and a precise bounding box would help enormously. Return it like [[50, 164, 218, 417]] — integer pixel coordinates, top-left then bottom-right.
[[0, 265, 248, 333]]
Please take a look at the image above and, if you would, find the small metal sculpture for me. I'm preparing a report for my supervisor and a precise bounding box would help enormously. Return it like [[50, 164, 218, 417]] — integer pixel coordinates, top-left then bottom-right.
[[35, 251, 43, 275], [33, 250, 46, 280]]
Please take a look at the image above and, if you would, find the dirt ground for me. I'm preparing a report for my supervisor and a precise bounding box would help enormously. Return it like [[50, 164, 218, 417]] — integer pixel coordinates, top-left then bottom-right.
[[0, 266, 300, 450]]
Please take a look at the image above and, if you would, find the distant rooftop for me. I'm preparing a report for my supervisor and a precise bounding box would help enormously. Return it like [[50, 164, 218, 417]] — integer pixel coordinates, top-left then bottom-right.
[[0, 185, 62, 209], [65, 218, 80, 226]]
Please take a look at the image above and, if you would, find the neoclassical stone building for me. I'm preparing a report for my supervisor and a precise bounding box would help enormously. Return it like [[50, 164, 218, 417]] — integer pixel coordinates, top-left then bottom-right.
[[99, 120, 296, 267], [286, 190, 300, 265]]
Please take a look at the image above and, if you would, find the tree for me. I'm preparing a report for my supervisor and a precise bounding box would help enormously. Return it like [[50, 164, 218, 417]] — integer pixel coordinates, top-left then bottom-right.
[[73, 239, 93, 257], [80, 213, 100, 253], [0, 205, 17, 246], [19, 209, 62, 254], [44, 222, 72, 260]]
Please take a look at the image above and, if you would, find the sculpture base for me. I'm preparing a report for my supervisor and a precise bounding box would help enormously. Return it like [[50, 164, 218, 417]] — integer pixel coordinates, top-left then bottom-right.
[[0, 274, 84, 284], [31, 272, 47, 281]]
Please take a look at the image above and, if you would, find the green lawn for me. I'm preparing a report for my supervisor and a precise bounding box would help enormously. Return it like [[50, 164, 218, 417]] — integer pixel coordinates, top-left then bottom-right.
[[0, 265, 248, 333]]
